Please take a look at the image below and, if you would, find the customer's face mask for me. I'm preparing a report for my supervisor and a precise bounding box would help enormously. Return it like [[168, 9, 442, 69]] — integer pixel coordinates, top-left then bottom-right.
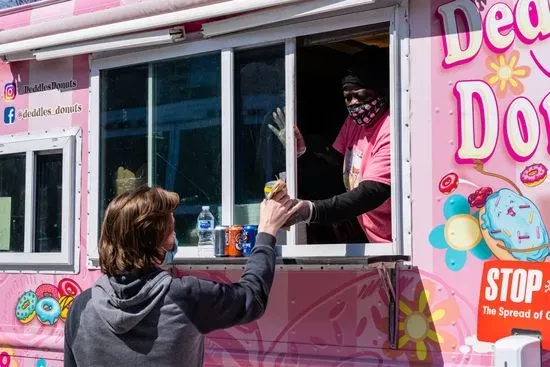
[[347, 96, 386, 126], [161, 233, 179, 265]]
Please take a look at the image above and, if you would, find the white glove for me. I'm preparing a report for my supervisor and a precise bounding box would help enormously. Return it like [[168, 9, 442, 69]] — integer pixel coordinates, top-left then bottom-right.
[[268, 107, 307, 157]]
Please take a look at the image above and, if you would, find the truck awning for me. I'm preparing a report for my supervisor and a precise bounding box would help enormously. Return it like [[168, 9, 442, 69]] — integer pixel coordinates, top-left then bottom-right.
[[0, 0, 394, 62], [0, 0, 306, 60]]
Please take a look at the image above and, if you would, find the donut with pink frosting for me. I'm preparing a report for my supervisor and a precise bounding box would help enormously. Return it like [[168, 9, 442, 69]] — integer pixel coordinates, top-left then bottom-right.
[[520, 163, 547, 187], [35, 283, 59, 299]]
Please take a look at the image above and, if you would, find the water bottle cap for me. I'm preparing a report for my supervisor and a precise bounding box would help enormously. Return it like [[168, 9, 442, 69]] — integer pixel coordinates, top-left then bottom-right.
[[202, 206, 209, 211]]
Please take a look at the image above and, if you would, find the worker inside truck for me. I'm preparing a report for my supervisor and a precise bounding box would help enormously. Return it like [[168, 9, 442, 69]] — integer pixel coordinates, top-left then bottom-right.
[[99, 25, 390, 247], [268, 26, 392, 244]]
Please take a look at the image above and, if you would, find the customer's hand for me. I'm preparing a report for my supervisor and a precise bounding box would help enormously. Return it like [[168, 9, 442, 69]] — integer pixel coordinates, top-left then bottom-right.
[[268, 107, 307, 157], [259, 189, 305, 237]]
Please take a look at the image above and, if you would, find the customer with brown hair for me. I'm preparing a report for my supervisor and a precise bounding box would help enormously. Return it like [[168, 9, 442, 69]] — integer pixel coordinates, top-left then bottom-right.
[[64, 186, 301, 367]]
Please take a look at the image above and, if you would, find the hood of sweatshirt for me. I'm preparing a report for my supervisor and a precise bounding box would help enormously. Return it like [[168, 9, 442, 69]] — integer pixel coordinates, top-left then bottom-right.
[[91, 269, 172, 334]]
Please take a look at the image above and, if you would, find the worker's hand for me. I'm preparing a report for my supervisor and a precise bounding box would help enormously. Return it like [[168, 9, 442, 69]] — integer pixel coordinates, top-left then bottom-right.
[[268, 107, 307, 157], [296, 200, 312, 222], [259, 189, 305, 237], [270, 194, 313, 226]]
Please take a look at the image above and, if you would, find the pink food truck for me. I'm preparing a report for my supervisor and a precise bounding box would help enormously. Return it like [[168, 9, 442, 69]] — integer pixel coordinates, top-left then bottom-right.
[[0, 0, 549, 365]]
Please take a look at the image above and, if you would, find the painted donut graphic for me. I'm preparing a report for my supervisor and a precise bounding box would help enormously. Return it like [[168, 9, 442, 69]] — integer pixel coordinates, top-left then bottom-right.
[[520, 163, 547, 187], [15, 291, 38, 324], [59, 295, 74, 321], [58, 278, 82, 298], [35, 284, 59, 299], [439, 173, 459, 194], [35, 297, 62, 325], [479, 188, 549, 262]]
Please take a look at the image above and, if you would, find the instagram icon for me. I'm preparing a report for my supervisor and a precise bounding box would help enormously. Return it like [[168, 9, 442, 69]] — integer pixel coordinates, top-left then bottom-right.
[[4, 82, 16, 101]]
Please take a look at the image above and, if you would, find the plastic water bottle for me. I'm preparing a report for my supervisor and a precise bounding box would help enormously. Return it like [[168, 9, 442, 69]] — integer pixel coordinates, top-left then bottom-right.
[[197, 206, 215, 257]]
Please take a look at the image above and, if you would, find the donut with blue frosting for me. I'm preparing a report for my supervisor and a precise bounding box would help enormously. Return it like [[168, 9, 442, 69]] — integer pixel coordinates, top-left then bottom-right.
[[479, 188, 549, 262], [35, 297, 61, 325], [15, 291, 38, 324]]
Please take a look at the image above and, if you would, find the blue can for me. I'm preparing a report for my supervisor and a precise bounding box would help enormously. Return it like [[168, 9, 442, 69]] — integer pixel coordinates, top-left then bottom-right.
[[242, 225, 258, 256]]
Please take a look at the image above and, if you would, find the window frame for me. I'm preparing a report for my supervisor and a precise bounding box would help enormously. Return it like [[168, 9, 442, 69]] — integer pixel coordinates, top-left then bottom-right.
[[0, 128, 81, 273], [88, 4, 411, 265]]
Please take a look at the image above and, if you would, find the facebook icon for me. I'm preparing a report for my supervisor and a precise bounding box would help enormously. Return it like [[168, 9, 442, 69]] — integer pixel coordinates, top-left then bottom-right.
[[4, 107, 15, 125]]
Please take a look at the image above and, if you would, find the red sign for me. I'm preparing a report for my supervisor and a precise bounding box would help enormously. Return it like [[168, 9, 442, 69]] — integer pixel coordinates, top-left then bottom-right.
[[478, 260, 550, 349]]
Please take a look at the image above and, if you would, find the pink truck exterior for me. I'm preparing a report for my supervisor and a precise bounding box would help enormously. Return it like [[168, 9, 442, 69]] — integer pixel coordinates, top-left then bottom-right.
[[0, 0, 549, 365]]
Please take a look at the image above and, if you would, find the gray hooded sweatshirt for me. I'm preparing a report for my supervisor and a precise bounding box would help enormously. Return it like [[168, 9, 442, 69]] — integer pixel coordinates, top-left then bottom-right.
[[64, 232, 276, 367]]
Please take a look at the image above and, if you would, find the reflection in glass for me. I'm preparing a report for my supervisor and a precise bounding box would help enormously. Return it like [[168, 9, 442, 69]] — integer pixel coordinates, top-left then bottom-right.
[[0, 0, 43, 11], [99, 64, 148, 225], [154, 54, 221, 245], [234, 44, 285, 225], [35, 153, 62, 252], [0, 154, 25, 252], [99, 55, 222, 246]]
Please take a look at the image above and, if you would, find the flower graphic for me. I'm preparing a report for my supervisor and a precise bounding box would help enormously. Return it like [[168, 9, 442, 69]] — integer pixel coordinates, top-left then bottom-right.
[[373, 279, 460, 363], [484, 50, 531, 99], [429, 194, 493, 271]]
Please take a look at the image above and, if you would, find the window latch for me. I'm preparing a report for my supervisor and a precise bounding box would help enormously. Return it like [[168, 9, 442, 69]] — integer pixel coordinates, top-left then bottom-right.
[[169, 27, 186, 42]]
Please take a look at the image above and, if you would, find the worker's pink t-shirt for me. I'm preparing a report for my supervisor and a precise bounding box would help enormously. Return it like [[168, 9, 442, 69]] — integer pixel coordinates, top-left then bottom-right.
[[332, 112, 392, 243]]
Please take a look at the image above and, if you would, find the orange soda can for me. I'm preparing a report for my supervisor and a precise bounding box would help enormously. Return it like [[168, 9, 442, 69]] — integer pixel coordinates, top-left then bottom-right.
[[226, 225, 244, 257]]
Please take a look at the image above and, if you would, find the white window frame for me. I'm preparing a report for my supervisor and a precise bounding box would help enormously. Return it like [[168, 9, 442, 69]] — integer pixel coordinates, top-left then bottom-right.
[[0, 128, 81, 273], [88, 3, 411, 265]]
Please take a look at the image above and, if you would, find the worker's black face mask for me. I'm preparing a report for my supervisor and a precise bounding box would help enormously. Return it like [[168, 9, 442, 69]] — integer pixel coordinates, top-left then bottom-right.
[[347, 96, 386, 126]]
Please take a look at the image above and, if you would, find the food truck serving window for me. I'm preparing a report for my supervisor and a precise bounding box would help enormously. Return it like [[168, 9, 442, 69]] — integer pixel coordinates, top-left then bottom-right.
[[0, 129, 80, 272], [88, 4, 411, 264]]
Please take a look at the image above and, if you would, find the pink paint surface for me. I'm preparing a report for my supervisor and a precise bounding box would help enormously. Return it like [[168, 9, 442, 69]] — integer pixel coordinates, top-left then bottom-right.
[[73, 0, 121, 16], [0, 0, 550, 365], [0, 62, 30, 133], [30, 0, 74, 24], [0, 10, 31, 30]]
